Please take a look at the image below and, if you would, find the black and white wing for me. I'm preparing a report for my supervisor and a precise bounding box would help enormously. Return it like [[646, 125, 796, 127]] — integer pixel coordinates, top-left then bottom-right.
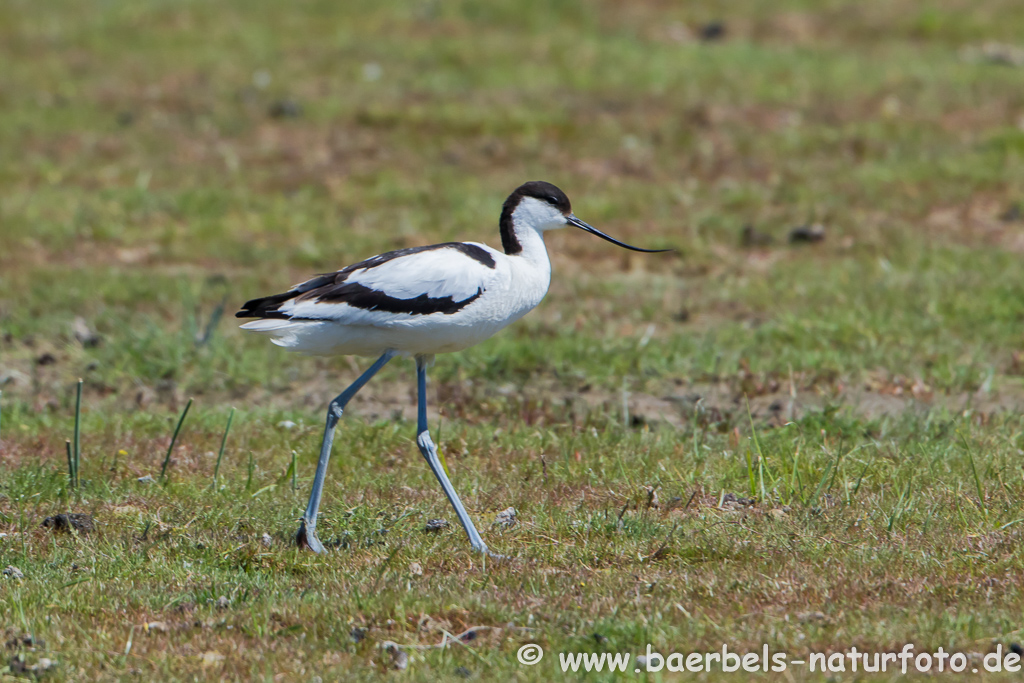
[[236, 242, 499, 324]]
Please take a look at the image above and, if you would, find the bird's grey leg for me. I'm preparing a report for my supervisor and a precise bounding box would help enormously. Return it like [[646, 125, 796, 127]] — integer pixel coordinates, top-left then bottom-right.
[[415, 356, 499, 557], [297, 350, 396, 553]]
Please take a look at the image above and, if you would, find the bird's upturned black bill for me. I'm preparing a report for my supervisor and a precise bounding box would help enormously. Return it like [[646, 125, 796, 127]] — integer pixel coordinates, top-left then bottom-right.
[[566, 215, 672, 253]]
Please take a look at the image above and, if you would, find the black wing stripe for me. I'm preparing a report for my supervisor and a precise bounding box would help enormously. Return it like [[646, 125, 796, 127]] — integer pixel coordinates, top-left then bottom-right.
[[236, 243, 494, 320], [289, 283, 484, 318]]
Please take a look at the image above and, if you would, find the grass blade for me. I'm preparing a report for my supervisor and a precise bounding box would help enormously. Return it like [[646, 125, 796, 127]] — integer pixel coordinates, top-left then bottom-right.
[[196, 296, 227, 347], [744, 404, 756, 499], [788, 446, 802, 506], [960, 433, 986, 514], [59, 577, 92, 591], [251, 484, 277, 498], [808, 460, 833, 508], [746, 402, 770, 503], [65, 439, 75, 488], [278, 453, 296, 489], [73, 378, 83, 488], [212, 408, 234, 488], [744, 448, 756, 499], [827, 442, 844, 493], [851, 458, 871, 498], [160, 398, 193, 483], [887, 480, 910, 532], [291, 450, 297, 492]]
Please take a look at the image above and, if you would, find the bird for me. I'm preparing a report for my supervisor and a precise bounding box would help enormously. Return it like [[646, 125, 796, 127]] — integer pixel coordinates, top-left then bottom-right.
[[236, 181, 669, 556]]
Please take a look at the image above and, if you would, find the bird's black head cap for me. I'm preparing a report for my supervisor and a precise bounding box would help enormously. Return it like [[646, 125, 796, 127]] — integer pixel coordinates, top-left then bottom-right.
[[499, 181, 571, 255]]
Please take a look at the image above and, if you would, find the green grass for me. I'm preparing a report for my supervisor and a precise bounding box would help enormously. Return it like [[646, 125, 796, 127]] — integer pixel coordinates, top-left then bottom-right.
[[3, 0, 1024, 680]]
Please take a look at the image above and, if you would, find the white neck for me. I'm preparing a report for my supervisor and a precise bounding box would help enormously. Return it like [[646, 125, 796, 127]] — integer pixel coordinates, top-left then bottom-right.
[[501, 226, 552, 318], [511, 224, 552, 272], [494, 195, 561, 316]]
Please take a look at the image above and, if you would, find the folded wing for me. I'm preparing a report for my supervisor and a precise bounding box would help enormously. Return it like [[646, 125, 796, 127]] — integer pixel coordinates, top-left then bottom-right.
[[236, 242, 498, 324]]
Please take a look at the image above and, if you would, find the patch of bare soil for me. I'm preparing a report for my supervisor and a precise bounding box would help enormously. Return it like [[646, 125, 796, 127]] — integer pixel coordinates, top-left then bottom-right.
[[925, 197, 1024, 252]]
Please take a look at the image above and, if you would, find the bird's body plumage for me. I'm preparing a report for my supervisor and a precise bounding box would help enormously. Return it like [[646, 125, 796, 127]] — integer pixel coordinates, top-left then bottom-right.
[[236, 181, 667, 556], [237, 236, 551, 357]]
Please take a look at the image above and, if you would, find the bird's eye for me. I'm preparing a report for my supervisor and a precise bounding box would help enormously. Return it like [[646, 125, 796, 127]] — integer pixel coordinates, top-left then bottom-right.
[[547, 196, 560, 205]]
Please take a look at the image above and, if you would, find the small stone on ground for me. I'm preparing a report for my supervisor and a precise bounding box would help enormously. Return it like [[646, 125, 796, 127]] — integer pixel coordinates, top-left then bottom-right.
[[41, 513, 95, 533], [424, 518, 449, 532], [493, 507, 517, 528]]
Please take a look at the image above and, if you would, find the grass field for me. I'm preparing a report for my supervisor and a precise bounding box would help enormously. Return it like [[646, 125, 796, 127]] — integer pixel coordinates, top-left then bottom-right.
[[3, 0, 1024, 680]]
